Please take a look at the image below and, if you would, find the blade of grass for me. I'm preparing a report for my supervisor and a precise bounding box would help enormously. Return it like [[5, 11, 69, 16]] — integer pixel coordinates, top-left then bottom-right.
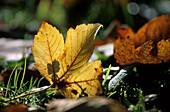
[[102, 64, 111, 86], [2, 87, 15, 95], [13, 69, 20, 97], [37, 77, 44, 88], [14, 69, 21, 96], [107, 82, 119, 98], [29, 76, 33, 90], [5, 65, 17, 97], [18, 54, 27, 93], [107, 91, 117, 98], [21, 81, 29, 90], [13, 69, 18, 88], [32, 78, 38, 88]]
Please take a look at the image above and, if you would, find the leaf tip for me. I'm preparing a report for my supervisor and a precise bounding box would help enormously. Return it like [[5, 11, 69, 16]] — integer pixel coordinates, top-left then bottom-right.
[[41, 21, 48, 29], [42, 21, 47, 25], [94, 24, 103, 37]]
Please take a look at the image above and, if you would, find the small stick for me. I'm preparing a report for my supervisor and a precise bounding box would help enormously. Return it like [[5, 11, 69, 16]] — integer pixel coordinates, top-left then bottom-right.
[[4, 84, 54, 102]]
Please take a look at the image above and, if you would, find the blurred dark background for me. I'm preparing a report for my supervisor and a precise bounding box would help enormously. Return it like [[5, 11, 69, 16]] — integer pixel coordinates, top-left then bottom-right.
[[0, 0, 170, 39], [0, 1, 170, 111]]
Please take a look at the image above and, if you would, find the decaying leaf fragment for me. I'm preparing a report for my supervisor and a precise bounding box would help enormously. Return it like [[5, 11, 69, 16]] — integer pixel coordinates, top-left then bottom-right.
[[157, 39, 170, 62], [114, 28, 136, 65], [31, 22, 103, 98], [114, 15, 170, 65]]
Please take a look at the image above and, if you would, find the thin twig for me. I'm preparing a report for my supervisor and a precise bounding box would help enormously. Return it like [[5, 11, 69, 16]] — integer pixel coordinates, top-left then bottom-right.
[[4, 84, 54, 102]]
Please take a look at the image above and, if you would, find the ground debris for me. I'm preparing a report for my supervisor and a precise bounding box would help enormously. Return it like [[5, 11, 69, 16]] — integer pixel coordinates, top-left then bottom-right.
[[46, 97, 129, 112]]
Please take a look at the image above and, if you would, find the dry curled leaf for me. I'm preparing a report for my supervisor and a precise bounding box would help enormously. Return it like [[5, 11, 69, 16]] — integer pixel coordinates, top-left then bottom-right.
[[31, 22, 103, 98], [132, 15, 170, 47], [114, 15, 170, 65]]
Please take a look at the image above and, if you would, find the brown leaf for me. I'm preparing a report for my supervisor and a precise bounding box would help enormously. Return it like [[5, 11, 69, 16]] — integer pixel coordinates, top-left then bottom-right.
[[157, 39, 170, 62], [132, 15, 170, 47], [114, 34, 136, 65], [0, 104, 28, 112], [135, 40, 161, 64], [114, 15, 170, 65]]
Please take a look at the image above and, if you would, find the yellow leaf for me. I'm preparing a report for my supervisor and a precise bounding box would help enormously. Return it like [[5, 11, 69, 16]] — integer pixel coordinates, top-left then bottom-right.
[[31, 22, 103, 98], [31, 21, 64, 83], [57, 61, 102, 98]]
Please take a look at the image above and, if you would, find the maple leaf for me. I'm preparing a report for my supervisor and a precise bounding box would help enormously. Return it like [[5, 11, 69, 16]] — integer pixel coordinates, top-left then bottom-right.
[[114, 15, 170, 65], [31, 22, 103, 98]]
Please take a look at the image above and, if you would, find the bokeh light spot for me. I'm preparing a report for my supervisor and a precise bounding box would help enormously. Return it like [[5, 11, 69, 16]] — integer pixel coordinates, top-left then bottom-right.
[[127, 2, 140, 15]]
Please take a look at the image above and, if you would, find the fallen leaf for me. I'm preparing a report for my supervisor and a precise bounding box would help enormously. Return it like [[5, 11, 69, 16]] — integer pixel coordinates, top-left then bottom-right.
[[114, 15, 170, 65], [133, 15, 170, 47], [157, 39, 170, 62], [46, 97, 129, 112], [135, 40, 161, 64], [114, 28, 136, 65], [0, 104, 28, 112], [31, 22, 103, 98], [0, 103, 45, 112]]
